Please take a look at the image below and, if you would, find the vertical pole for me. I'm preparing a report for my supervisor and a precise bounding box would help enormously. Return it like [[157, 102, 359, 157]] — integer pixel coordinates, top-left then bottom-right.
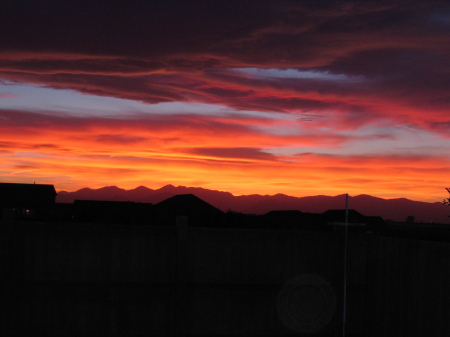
[[345, 194, 349, 225]]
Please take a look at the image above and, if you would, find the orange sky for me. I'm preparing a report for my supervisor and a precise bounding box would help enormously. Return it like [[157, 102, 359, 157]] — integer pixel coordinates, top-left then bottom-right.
[[1, 1, 449, 202]]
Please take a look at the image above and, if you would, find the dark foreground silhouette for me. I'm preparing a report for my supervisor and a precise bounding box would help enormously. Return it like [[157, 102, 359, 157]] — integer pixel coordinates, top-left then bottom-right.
[[1, 182, 450, 336]]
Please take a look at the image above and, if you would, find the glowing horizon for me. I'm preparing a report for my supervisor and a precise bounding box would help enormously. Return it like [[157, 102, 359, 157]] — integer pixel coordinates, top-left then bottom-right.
[[1, 2, 449, 203]]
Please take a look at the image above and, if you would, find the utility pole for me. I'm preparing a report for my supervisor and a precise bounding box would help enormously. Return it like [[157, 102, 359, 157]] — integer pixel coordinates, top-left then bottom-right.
[[328, 194, 364, 337]]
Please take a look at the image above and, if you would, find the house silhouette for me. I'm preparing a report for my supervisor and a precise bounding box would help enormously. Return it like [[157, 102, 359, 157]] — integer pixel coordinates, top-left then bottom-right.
[[0, 182, 57, 220], [153, 194, 225, 226], [72, 199, 153, 224]]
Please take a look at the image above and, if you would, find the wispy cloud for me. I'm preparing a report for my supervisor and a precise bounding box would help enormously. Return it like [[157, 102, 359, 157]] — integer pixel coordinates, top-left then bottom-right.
[[0, 1, 449, 201]]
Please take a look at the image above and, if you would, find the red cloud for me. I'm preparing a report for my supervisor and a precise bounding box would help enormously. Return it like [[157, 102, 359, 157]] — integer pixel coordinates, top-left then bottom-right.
[[1, 1, 449, 200]]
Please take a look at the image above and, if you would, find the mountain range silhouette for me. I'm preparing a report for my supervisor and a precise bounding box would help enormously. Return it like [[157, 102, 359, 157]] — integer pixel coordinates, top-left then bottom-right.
[[56, 185, 450, 224]]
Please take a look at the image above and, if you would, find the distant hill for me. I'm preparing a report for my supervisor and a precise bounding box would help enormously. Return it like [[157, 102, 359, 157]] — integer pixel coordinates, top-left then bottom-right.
[[56, 185, 450, 224]]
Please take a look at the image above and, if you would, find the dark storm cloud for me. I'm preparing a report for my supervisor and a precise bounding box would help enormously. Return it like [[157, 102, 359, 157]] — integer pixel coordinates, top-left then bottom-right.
[[2, 1, 447, 64], [1, 0, 272, 58], [1, 0, 449, 132]]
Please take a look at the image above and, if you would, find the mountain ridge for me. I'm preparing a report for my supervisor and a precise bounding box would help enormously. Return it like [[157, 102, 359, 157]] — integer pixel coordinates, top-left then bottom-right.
[[56, 185, 450, 223]]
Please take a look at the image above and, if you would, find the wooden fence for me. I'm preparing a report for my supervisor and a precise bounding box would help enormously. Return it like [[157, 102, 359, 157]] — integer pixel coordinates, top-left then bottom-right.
[[1, 217, 449, 336]]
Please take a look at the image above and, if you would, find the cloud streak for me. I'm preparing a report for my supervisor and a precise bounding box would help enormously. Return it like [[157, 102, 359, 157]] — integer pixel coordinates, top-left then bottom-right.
[[0, 1, 449, 201]]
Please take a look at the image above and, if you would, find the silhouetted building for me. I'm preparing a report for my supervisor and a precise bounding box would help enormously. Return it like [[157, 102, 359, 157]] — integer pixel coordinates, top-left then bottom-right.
[[73, 199, 153, 224], [322, 209, 366, 223], [154, 194, 225, 226], [0, 182, 57, 220], [261, 210, 326, 230], [322, 209, 387, 232]]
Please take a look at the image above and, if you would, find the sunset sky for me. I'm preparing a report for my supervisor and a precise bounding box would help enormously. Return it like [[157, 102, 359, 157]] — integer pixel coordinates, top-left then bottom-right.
[[1, 1, 449, 202]]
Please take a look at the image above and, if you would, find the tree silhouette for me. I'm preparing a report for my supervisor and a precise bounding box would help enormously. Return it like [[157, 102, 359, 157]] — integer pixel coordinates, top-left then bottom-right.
[[406, 215, 415, 223], [444, 188, 450, 206]]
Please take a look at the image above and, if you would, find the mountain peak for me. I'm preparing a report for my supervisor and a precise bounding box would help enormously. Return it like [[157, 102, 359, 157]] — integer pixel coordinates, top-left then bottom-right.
[[158, 184, 176, 191], [131, 185, 152, 192], [98, 186, 124, 191]]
